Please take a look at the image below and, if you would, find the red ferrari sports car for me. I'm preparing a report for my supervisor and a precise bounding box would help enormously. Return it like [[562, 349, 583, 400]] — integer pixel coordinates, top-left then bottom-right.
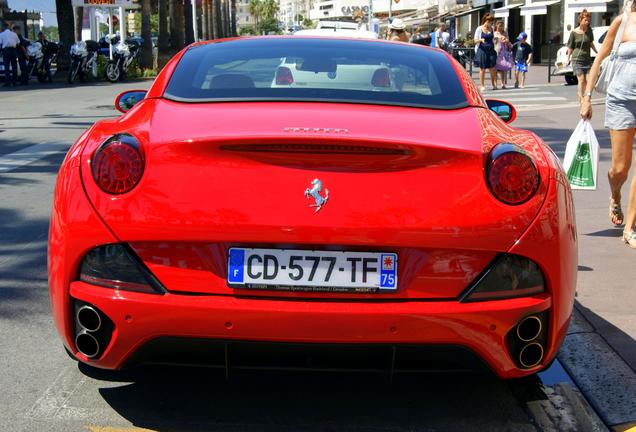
[[49, 36, 577, 379]]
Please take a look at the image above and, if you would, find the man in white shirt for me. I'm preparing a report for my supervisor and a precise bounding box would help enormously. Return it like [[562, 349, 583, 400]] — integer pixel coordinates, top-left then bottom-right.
[[435, 23, 451, 51], [0, 23, 20, 87]]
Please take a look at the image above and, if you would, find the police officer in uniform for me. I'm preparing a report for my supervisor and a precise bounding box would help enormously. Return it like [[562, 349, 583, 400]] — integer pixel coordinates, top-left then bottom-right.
[[0, 22, 20, 87], [13, 25, 29, 85]]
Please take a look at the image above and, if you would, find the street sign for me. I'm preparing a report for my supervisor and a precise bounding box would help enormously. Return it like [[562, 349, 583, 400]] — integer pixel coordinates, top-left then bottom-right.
[[71, 0, 140, 8]]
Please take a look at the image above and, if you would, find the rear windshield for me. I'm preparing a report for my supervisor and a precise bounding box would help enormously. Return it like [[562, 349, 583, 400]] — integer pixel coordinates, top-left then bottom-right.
[[163, 38, 468, 109]]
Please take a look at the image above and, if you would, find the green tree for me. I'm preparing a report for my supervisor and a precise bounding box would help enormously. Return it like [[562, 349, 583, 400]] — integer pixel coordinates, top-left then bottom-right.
[[248, 0, 262, 28], [41, 26, 60, 41], [140, 0, 153, 68]]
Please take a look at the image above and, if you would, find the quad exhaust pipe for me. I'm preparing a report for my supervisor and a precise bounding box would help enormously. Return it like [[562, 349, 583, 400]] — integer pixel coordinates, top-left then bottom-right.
[[518, 342, 544, 369], [75, 331, 100, 358], [507, 313, 547, 370], [73, 302, 112, 359], [516, 315, 542, 342], [77, 305, 102, 332]]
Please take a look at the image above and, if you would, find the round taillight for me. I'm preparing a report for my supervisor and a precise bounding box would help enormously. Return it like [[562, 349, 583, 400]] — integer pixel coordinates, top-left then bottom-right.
[[487, 144, 539, 205], [91, 134, 144, 195]]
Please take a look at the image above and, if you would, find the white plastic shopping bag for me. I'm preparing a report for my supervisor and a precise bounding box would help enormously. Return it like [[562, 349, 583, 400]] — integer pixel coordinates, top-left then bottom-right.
[[562, 120, 599, 190]]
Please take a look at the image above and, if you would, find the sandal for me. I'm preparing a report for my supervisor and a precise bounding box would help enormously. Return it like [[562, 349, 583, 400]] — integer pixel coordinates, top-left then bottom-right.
[[622, 230, 636, 249], [609, 198, 624, 226]]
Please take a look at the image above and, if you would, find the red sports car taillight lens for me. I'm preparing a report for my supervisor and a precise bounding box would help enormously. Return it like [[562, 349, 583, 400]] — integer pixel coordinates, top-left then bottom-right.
[[79, 244, 165, 294], [275, 67, 294, 85], [91, 134, 144, 195], [460, 254, 545, 302], [487, 143, 539, 205], [371, 68, 391, 87]]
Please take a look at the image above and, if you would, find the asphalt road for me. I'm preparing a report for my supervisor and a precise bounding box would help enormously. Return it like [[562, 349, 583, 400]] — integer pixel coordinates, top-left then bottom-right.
[[0, 77, 632, 431]]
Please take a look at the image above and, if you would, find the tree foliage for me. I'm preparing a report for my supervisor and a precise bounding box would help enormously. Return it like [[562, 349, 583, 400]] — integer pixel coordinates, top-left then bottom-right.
[[247, 0, 279, 34]]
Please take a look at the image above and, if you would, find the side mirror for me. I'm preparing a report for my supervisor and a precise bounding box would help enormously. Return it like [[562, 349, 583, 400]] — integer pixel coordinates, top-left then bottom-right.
[[115, 90, 147, 113], [486, 99, 516, 124]]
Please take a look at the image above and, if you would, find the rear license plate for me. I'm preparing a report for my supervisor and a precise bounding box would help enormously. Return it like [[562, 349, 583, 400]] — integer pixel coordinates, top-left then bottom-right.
[[227, 248, 398, 292]]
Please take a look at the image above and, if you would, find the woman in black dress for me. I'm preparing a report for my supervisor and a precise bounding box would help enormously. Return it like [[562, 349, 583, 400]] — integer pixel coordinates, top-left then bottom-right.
[[474, 13, 498, 91]]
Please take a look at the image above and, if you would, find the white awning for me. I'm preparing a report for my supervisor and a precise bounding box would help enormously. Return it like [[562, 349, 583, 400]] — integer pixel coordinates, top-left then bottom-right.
[[520, 0, 560, 16], [493, 3, 522, 18], [567, 0, 613, 13], [454, 6, 486, 17]]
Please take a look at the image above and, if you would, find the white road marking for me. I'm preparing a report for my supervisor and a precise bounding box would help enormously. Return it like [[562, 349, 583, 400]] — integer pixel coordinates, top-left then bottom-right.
[[26, 365, 87, 420], [0, 142, 68, 174], [496, 96, 568, 102]]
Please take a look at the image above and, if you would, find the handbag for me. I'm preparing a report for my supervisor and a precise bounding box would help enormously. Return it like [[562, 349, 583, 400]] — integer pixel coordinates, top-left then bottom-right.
[[496, 47, 513, 71], [595, 11, 628, 94], [563, 120, 600, 190]]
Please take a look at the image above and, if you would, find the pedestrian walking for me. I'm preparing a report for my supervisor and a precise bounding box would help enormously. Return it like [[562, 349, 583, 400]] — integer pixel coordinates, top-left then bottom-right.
[[567, 9, 597, 102], [494, 21, 513, 89], [387, 19, 409, 43], [580, 1, 636, 248], [435, 23, 451, 51], [411, 26, 432, 46], [473, 13, 498, 92], [13, 25, 29, 85], [0, 22, 20, 87], [512, 32, 533, 89]]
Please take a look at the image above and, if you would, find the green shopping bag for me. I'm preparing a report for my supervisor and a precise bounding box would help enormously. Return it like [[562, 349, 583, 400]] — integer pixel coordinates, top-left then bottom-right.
[[563, 120, 599, 190]]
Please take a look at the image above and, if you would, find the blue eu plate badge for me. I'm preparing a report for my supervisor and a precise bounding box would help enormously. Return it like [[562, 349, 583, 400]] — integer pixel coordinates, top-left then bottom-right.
[[380, 253, 397, 289], [228, 249, 245, 284]]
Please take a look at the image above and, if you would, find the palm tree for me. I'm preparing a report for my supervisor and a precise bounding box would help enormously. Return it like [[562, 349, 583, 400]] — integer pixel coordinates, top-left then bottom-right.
[[230, 0, 237, 36], [140, 0, 153, 68], [73, 6, 83, 41], [261, 0, 279, 21], [248, 0, 262, 28], [55, 0, 75, 70], [157, 0, 170, 67]]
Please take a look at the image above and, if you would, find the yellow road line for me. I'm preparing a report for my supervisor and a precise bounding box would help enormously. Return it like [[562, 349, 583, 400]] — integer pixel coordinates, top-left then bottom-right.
[[613, 423, 636, 432]]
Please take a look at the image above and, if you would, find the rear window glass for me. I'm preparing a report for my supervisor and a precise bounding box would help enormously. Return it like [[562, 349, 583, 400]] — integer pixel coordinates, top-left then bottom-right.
[[164, 38, 468, 109]]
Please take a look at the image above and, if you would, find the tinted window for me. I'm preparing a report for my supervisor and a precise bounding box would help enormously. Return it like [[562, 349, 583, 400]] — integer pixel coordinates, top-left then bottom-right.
[[164, 38, 468, 109]]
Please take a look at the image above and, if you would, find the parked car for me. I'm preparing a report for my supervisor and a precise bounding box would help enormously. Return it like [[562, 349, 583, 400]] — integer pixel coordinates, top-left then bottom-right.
[[49, 36, 577, 379], [553, 26, 609, 85]]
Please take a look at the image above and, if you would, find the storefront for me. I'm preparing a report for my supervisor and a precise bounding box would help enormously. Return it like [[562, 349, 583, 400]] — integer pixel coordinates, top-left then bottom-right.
[[493, 0, 523, 40], [519, 0, 561, 62], [564, 0, 619, 44]]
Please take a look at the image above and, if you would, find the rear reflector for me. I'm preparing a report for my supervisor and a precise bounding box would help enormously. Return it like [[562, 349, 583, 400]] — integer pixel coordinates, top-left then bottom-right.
[[486, 143, 539, 205], [79, 244, 165, 294], [275, 67, 294, 85], [91, 134, 144, 195], [371, 68, 391, 88], [460, 254, 545, 302]]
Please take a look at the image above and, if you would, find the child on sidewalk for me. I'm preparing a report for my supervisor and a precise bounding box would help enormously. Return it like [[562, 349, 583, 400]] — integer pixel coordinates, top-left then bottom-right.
[[512, 32, 533, 88]]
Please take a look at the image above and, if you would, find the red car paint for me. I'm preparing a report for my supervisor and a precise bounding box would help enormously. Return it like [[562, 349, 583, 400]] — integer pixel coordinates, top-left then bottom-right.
[[48, 37, 577, 378]]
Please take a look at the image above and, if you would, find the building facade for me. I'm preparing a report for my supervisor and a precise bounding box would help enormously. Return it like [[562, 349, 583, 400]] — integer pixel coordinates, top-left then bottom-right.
[[299, 0, 621, 63], [236, 0, 257, 31]]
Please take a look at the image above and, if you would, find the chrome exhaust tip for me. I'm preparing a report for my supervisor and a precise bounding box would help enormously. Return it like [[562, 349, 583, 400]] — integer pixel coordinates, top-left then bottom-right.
[[518, 342, 544, 369], [75, 331, 100, 358], [77, 305, 102, 332], [516, 315, 542, 342]]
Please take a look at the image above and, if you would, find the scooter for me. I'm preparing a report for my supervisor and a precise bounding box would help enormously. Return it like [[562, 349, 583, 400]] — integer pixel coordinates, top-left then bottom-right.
[[68, 40, 100, 84], [26, 41, 58, 83], [105, 36, 142, 83]]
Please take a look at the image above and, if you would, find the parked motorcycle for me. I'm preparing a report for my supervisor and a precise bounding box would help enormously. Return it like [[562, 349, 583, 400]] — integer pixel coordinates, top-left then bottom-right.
[[68, 40, 100, 84], [105, 37, 142, 83], [26, 41, 58, 83]]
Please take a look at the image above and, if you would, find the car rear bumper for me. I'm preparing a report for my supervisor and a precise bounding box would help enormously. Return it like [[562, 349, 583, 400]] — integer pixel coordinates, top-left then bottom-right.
[[69, 280, 554, 378]]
